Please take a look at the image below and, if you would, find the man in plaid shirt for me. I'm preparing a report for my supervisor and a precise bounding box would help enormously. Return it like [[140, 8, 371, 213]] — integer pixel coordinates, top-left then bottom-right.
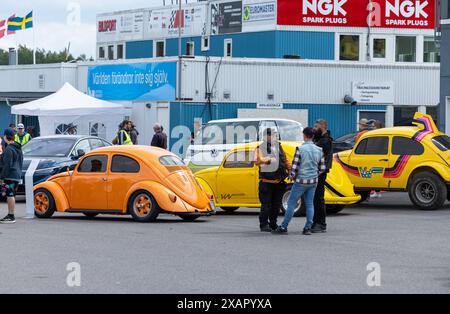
[[274, 127, 326, 235]]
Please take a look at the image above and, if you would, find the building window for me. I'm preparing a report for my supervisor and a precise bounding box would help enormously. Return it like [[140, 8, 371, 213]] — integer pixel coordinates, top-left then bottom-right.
[[155, 41, 165, 57], [373, 38, 386, 59], [423, 37, 440, 63], [224, 39, 232, 57], [339, 35, 360, 61], [396, 36, 416, 62], [107, 45, 114, 60], [98, 47, 105, 59], [394, 106, 418, 126], [117, 44, 124, 59], [202, 36, 210, 51], [186, 42, 195, 56]]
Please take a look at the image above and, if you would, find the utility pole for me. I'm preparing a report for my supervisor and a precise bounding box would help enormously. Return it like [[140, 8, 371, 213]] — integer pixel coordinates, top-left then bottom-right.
[[177, 0, 182, 102]]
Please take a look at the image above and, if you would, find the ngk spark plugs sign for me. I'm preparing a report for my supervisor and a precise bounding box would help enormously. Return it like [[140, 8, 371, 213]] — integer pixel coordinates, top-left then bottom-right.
[[277, 0, 435, 29]]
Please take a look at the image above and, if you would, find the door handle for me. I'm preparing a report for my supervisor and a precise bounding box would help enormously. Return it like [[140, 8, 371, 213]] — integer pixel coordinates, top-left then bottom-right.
[[379, 159, 389, 162], [99, 178, 108, 182]]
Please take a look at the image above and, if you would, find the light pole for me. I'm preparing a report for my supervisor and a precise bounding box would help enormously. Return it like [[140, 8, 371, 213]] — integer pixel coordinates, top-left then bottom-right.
[[178, 0, 182, 102]]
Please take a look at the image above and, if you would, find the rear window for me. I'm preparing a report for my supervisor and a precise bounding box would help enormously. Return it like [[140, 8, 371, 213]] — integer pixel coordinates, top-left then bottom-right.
[[160, 155, 185, 166], [392, 137, 424, 156], [432, 135, 450, 152], [276, 120, 303, 142]]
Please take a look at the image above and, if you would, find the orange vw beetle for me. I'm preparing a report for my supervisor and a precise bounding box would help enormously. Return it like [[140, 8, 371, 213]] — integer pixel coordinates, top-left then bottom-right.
[[33, 146, 215, 222]]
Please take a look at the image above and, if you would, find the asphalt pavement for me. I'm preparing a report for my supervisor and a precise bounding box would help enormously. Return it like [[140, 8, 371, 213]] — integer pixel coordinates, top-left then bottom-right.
[[0, 193, 449, 294]]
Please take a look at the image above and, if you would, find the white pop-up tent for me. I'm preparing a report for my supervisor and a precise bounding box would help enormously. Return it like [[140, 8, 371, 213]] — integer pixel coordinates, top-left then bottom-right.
[[11, 83, 132, 142]]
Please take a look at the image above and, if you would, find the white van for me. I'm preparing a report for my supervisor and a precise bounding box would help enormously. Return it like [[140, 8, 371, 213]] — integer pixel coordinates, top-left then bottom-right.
[[185, 118, 303, 172]]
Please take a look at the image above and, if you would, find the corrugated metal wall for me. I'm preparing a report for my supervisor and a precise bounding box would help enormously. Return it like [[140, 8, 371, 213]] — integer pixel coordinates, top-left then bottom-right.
[[181, 58, 440, 106], [126, 30, 334, 60], [126, 40, 153, 59], [284, 104, 387, 137], [275, 31, 334, 60], [0, 102, 13, 132], [164, 32, 278, 58]]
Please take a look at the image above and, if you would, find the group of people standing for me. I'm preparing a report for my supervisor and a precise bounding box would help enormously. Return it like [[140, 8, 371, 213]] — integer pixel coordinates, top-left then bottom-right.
[[255, 119, 333, 236], [0, 124, 29, 224], [114, 120, 168, 150]]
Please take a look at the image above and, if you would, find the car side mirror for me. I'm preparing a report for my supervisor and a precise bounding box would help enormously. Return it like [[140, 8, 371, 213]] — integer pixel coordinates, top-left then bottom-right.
[[71, 149, 85, 160]]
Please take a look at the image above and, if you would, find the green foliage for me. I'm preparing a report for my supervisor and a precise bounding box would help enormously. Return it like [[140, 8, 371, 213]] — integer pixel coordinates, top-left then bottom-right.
[[0, 45, 93, 65]]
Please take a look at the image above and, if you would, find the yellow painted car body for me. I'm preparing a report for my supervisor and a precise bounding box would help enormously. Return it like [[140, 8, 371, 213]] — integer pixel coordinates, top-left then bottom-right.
[[335, 113, 450, 210], [195, 141, 361, 214]]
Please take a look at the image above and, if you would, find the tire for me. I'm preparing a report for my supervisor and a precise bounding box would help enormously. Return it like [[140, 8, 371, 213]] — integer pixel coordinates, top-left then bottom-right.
[[281, 186, 305, 217], [447, 187, 450, 202], [408, 172, 447, 210], [34, 188, 56, 219], [179, 215, 200, 222], [326, 205, 345, 214], [129, 191, 160, 222], [0, 195, 6, 203], [83, 213, 99, 218], [357, 191, 371, 204], [220, 207, 239, 213]]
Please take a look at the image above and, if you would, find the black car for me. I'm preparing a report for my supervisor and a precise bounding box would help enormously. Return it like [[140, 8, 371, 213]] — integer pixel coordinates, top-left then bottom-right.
[[333, 132, 358, 154], [0, 135, 111, 201]]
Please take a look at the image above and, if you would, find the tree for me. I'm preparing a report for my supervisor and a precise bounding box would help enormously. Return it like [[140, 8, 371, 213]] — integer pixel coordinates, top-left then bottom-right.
[[0, 45, 90, 65]]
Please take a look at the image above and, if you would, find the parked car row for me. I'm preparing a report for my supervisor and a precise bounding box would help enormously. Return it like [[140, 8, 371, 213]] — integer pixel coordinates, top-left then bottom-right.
[[1, 112, 447, 222]]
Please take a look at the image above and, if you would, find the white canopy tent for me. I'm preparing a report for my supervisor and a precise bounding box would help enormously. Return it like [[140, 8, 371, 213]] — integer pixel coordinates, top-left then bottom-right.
[[11, 83, 131, 142]]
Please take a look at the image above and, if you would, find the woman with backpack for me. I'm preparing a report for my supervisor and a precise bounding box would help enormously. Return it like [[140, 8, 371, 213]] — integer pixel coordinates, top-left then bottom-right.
[[255, 128, 291, 232]]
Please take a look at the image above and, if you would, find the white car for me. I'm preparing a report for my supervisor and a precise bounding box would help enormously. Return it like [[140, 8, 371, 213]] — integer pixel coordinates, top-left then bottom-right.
[[185, 118, 303, 172]]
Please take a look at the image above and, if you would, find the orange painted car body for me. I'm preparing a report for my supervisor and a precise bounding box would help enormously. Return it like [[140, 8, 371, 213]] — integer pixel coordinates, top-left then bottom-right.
[[33, 146, 214, 215]]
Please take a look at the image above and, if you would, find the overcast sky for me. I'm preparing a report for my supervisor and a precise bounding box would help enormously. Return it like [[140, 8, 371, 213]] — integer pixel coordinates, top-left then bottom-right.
[[0, 0, 196, 58]]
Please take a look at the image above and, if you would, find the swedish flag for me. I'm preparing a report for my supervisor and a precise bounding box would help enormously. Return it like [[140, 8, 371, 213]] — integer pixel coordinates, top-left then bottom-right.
[[8, 11, 33, 31]]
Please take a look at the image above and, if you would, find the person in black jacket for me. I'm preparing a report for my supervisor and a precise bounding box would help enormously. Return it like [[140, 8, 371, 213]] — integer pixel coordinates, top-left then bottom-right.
[[0, 128, 24, 224], [151, 123, 168, 150], [312, 119, 333, 233]]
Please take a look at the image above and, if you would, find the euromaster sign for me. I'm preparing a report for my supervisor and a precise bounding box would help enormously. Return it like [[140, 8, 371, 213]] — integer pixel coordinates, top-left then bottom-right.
[[277, 0, 435, 29], [87, 62, 177, 101]]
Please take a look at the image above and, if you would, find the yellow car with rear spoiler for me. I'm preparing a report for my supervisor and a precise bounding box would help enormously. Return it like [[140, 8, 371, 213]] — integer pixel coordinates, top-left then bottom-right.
[[335, 113, 450, 210], [195, 141, 361, 216]]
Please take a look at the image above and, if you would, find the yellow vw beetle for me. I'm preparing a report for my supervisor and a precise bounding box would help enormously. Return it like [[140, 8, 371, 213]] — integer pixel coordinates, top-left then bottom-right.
[[335, 113, 450, 210], [195, 142, 361, 216]]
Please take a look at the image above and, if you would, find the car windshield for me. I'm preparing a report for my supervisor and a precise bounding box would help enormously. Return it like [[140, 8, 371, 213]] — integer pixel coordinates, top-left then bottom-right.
[[194, 122, 259, 145], [22, 138, 77, 157], [336, 133, 357, 144], [432, 135, 450, 152]]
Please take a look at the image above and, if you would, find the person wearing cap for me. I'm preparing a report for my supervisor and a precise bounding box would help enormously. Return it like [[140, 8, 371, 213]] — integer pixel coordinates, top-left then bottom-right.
[[255, 127, 291, 232], [14, 123, 32, 146], [151, 123, 168, 150], [355, 118, 371, 141], [0, 128, 24, 224]]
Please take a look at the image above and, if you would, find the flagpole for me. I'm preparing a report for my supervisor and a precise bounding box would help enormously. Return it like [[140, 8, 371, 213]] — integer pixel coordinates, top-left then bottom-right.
[[33, 10, 36, 65]]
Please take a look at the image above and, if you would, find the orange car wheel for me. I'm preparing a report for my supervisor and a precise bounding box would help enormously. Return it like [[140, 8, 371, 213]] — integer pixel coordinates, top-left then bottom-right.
[[34, 189, 56, 219], [129, 191, 160, 222]]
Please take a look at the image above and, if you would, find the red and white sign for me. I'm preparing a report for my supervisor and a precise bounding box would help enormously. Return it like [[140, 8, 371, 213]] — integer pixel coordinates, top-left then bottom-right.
[[98, 19, 117, 33], [277, 0, 435, 29]]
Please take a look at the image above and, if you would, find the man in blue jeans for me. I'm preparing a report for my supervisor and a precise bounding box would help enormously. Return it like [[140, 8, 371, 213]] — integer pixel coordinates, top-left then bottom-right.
[[274, 127, 326, 235]]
